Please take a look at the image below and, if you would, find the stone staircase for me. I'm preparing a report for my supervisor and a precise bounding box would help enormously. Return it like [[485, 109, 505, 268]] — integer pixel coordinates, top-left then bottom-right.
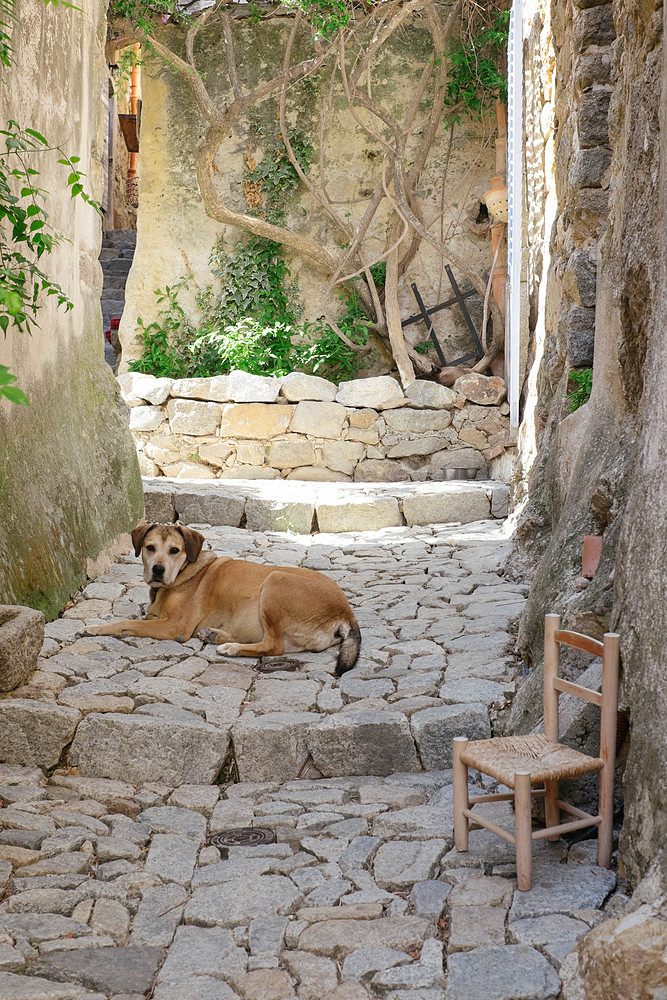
[[144, 477, 510, 534], [100, 228, 136, 368]]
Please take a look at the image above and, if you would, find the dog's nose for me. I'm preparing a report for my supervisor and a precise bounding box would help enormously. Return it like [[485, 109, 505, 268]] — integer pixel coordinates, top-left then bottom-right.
[[152, 564, 165, 578]]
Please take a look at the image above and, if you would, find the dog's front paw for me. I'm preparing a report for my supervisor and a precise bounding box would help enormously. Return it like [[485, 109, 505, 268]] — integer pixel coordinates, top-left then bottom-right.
[[81, 625, 105, 636], [198, 628, 219, 645], [216, 642, 241, 657]]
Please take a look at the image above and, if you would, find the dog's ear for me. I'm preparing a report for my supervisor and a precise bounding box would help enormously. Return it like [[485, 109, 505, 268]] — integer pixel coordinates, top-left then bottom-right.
[[176, 525, 205, 564], [131, 522, 155, 557]]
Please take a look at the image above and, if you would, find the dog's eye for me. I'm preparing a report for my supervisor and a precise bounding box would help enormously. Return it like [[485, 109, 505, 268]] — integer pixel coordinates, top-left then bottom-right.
[[169, 547, 180, 555], [146, 545, 155, 552]]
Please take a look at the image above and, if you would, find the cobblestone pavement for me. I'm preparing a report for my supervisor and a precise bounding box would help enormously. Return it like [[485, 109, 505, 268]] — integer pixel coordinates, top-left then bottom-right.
[[0, 520, 620, 999]]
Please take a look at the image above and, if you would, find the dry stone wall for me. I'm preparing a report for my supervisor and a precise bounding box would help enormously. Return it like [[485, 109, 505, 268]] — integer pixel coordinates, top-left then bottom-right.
[[511, 0, 666, 887], [118, 372, 510, 483]]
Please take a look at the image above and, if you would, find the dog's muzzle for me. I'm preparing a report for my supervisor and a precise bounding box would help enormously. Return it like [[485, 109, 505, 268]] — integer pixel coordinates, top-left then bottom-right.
[[151, 564, 165, 584]]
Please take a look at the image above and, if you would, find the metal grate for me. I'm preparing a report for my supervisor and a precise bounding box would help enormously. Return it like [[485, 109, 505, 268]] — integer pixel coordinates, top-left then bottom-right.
[[209, 827, 276, 850]]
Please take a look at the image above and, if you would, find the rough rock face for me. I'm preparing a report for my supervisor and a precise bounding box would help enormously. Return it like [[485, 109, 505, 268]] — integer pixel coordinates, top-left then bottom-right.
[[511, 0, 666, 882], [0, 607, 44, 693], [0, 0, 143, 617]]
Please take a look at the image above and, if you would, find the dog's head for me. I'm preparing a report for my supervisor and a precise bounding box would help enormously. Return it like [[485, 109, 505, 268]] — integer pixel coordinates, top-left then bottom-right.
[[131, 523, 205, 588]]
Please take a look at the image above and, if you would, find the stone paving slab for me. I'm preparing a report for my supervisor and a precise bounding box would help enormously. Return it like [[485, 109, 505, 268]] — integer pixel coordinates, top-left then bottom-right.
[[0, 513, 622, 999]]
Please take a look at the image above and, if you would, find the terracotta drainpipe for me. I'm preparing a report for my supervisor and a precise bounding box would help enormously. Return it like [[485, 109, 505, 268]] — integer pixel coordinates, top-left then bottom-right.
[[127, 43, 140, 193], [484, 100, 508, 377]]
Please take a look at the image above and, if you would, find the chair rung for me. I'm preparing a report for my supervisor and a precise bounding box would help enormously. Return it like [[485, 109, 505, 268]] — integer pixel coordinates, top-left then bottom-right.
[[555, 799, 599, 821], [463, 808, 516, 845], [469, 788, 547, 805], [553, 677, 602, 706], [532, 815, 602, 839]]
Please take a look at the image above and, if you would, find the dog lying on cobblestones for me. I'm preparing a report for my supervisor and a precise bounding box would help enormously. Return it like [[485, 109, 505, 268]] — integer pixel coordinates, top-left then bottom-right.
[[85, 522, 361, 676]]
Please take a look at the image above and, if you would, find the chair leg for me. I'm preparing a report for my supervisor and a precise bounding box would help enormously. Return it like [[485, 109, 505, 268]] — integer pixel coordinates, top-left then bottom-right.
[[544, 779, 560, 841], [515, 771, 533, 891], [597, 762, 613, 868], [453, 736, 470, 852]]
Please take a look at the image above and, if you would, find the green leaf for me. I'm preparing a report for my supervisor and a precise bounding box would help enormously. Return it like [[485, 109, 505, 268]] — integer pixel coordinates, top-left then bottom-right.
[[1, 385, 30, 405], [24, 128, 48, 145]]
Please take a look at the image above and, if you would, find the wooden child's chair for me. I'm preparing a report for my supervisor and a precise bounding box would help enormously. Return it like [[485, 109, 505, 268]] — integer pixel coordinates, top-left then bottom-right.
[[452, 614, 620, 891]]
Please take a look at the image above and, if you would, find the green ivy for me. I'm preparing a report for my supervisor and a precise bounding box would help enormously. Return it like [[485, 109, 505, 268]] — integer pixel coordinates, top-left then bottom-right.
[[131, 131, 369, 383], [444, 7, 509, 125], [567, 368, 593, 413]]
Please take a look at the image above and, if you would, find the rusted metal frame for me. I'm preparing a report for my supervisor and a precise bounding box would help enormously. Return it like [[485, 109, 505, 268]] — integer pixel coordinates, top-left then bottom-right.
[[410, 282, 447, 365]]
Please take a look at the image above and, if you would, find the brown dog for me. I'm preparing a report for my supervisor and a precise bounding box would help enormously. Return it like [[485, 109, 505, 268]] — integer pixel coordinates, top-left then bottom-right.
[[85, 523, 361, 676]]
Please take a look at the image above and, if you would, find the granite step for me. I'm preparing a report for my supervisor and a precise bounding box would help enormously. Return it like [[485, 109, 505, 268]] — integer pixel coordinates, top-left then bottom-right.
[[143, 477, 510, 534]]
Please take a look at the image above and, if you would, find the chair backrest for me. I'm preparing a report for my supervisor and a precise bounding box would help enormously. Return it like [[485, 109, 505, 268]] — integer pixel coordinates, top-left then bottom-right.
[[543, 613, 620, 767]]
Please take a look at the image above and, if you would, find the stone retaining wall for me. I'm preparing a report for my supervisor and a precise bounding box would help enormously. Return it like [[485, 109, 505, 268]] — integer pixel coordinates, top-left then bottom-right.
[[118, 371, 511, 484]]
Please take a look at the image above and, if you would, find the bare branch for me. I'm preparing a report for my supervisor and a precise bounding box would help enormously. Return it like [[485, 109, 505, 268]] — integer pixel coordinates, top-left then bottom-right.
[[221, 9, 244, 100]]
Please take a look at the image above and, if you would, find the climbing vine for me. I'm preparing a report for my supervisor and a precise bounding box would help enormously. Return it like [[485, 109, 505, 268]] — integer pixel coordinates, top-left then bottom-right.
[[130, 132, 369, 382], [567, 368, 593, 412], [444, 5, 509, 124]]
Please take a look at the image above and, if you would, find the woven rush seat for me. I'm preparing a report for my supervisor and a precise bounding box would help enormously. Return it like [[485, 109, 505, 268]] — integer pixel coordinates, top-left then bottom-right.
[[460, 733, 604, 787]]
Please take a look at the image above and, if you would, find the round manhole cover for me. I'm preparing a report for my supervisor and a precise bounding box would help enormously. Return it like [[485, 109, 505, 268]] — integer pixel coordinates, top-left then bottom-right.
[[257, 658, 301, 673], [209, 827, 276, 849]]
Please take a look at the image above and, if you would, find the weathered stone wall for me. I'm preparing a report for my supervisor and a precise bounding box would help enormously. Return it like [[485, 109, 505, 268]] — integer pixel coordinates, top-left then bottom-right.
[[118, 9, 498, 371], [511, 0, 665, 885], [0, 0, 144, 618], [118, 371, 510, 484]]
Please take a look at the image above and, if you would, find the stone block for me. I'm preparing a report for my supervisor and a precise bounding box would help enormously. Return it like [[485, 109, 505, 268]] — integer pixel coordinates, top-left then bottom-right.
[[452, 375, 507, 406], [508, 913, 590, 947], [568, 147, 612, 191], [185, 875, 303, 926], [0, 700, 81, 769], [316, 497, 403, 532], [445, 945, 560, 1000], [145, 833, 199, 885], [306, 711, 420, 777], [29, 946, 163, 996], [245, 498, 315, 534], [402, 487, 491, 526], [280, 373, 337, 402], [430, 448, 487, 474], [410, 880, 451, 921], [574, 4, 616, 51], [297, 915, 430, 957], [268, 438, 317, 469], [578, 90, 611, 149], [411, 704, 490, 770], [174, 489, 246, 526], [383, 408, 453, 435], [68, 713, 230, 785], [290, 401, 347, 438], [0, 972, 94, 998], [0, 606, 44, 693], [157, 924, 237, 982], [564, 308, 597, 369], [232, 712, 320, 782], [353, 460, 408, 483], [491, 485, 510, 518], [198, 440, 235, 467], [386, 437, 449, 459], [448, 904, 507, 952], [286, 467, 350, 482], [228, 370, 281, 402], [236, 441, 265, 465], [221, 466, 280, 479], [508, 861, 616, 920], [336, 376, 404, 410], [129, 406, 167, 432], [322, 440, 365, 475], [170, 376, 231, 401], [219, 403, 293, 439], [130, 884, 189, 946], [143, 479, 175, 523], [166, 399, 222, 436], [285, 951, 338, 998], [574, 51, 612, 92], [405, 381, 457, 409], [373, 839, 448, 891]]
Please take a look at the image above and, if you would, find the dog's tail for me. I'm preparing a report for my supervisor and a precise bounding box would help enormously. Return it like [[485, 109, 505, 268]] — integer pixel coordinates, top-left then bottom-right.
[[335, 618, 361, 677]]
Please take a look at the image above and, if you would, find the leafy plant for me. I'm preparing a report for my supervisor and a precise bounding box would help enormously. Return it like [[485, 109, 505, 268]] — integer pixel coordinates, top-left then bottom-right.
[[0, 364, 28, 405], [567, 368, 593, 413], [413, 340, 432, 355], [445, 6, 509, 124]]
